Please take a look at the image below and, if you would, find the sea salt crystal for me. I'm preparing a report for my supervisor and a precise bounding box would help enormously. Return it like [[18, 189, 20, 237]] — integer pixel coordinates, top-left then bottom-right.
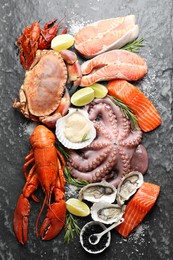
[[67, 16, 93, 36], [22, 122, 37, 136], [128, 223, 149, 244], [65, 184, 78, 198]]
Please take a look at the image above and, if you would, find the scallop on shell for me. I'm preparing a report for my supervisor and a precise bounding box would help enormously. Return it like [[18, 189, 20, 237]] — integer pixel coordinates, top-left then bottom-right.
[[55, 108, 96, 149], [116, 171, 144, 205], [78, 181, 117, 203], [91, 201, 126, 224]]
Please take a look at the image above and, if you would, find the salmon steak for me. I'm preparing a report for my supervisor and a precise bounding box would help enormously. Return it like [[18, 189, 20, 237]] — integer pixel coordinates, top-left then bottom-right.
[[75, 15, 139, 58], [107, 79, 161, 132], [116, 182, 160, 238], [80, 50, 147, 86]]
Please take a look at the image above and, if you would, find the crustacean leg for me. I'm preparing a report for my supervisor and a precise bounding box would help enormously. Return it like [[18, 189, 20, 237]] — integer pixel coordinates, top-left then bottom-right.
[[13, 170, 39, 245], [23, 150, 39, 203], [38, 19, 63, 49], [41, 88, 70, 128], [60, 50, 82, 93], [39, 157, 66, 240], [13, 85, 30, 119]]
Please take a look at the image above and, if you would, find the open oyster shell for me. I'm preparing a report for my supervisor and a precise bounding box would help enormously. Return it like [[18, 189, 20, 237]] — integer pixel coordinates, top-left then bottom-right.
[[116, 171, 144, 205], [91, 201, 126, 224], [55, 108, 96, 149], [78, 181, 117, 203]]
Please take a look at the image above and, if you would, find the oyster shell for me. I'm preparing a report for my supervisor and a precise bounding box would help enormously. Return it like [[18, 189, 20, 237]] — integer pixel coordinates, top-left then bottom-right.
[[91, 201, 126, 224], [78, 181, 117, 203], [55, 108, 96, 149], [116, 171, 144, 205]]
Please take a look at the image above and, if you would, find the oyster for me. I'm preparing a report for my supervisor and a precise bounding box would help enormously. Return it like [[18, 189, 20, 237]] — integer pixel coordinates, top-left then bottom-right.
[[78, 181, 117, 203], [55, 108, 96, 149], [91, 201, 125, 224], [116, 171, 144, 205]]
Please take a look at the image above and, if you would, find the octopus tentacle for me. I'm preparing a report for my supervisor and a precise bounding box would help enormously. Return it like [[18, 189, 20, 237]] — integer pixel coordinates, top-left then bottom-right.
[[89, 103, 118, 140], [68, 97, 148, 187], [70, 146, 119, 182], [119, 129, 142, 147], [93, 98, 131, 135], [68, 146, 113, 172], [86, 139, 111, 149]]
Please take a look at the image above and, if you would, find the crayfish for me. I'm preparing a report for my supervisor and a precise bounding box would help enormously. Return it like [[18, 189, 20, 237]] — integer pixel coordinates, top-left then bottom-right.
[[13, 125, 66, 244], [16, 19, 67, 70]]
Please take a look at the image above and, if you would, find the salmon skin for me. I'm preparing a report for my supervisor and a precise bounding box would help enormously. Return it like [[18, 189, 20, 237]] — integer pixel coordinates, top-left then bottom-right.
[[116, 182, 160, 238], [107, 79, 161, 132], [75, 15, 139, 58], [80, 50, 147, 86]]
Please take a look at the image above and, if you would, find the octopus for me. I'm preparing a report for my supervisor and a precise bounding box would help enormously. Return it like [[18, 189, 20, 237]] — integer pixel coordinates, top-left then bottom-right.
[[67, 97, 148, 187]]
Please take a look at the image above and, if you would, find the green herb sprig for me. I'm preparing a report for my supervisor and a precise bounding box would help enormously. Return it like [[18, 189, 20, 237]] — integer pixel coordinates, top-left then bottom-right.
[[64, 213, 81, 243], [55, 140, 69, 161], [81, 133, 90, 142], [121, 38, 144, 53], [108, 95, 138, 130], [64, 167, 89, 188]]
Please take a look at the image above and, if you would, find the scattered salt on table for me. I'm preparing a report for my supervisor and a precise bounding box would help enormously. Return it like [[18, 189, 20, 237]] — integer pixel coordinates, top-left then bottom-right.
[[65, 184, 78, 199], [67, 16, 93, 36], [19, 122, 37, 136], [128, 223, 149, 245]]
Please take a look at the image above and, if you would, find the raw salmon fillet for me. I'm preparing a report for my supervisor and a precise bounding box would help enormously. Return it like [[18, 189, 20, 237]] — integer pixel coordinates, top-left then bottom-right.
[[80, 50, 147, 86], [107, 79, 161, 132], [75, 15, 139, 58], [116, 182, 160, 238]]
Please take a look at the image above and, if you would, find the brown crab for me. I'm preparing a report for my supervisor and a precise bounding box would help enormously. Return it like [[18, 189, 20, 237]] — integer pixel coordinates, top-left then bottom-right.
[[13, 49, 82, 128]]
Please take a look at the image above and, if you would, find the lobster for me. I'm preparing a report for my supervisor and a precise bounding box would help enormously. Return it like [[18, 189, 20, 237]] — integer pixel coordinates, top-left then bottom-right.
[[16, 19, 66, 70], [13, 125, 66, 244]]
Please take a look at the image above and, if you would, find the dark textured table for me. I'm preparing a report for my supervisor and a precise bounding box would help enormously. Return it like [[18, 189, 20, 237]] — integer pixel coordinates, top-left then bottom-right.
[[0, 0, 173, 259]]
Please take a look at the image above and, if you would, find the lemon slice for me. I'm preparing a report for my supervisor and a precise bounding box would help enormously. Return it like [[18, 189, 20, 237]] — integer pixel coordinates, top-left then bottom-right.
[[66, 198, 90, 217], [89, 83, 108, 98], [71, 87, 94, 106], [51, 34, 75, 51]]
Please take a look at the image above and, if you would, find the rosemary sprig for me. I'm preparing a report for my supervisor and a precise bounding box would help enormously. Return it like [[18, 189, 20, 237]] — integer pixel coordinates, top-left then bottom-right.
[[55, 140, 69, 161], [121, 38, 144, 53], [64, 166, 89, 188], [64, 213, 81, 243], [108, 95, 138, 130], [81, 133, 90, 142]]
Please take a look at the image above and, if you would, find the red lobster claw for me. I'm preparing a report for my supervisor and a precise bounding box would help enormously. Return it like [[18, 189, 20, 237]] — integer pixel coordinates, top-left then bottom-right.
[[13, 194, 30, 245], [40, 201, 66, 240]]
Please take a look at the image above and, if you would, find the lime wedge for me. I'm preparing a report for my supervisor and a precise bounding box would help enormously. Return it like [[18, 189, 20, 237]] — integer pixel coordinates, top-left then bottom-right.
[[71, 87, 94, 106], [51, 34, 75, 51], [89, 83, 108, 98], [66, 198, 90, 217]]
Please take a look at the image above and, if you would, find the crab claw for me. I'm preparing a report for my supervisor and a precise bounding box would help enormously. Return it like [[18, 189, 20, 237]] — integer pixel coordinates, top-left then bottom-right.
[[67, 60, 82, 95], [13, 194, 30, 245], [40, 201, 66, 240], [41, 89, 70, 128]]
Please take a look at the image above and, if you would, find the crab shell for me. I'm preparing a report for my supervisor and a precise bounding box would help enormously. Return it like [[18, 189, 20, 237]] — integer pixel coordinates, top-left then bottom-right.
[[24, 50, 67, 117], [13, 49, 82, 128]]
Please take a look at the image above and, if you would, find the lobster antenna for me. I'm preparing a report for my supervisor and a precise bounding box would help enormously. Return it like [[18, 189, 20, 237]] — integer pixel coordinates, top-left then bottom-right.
[[46, 171, 67, 228], [48, 202, 67, 227], [35, 195, 47, 237]]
